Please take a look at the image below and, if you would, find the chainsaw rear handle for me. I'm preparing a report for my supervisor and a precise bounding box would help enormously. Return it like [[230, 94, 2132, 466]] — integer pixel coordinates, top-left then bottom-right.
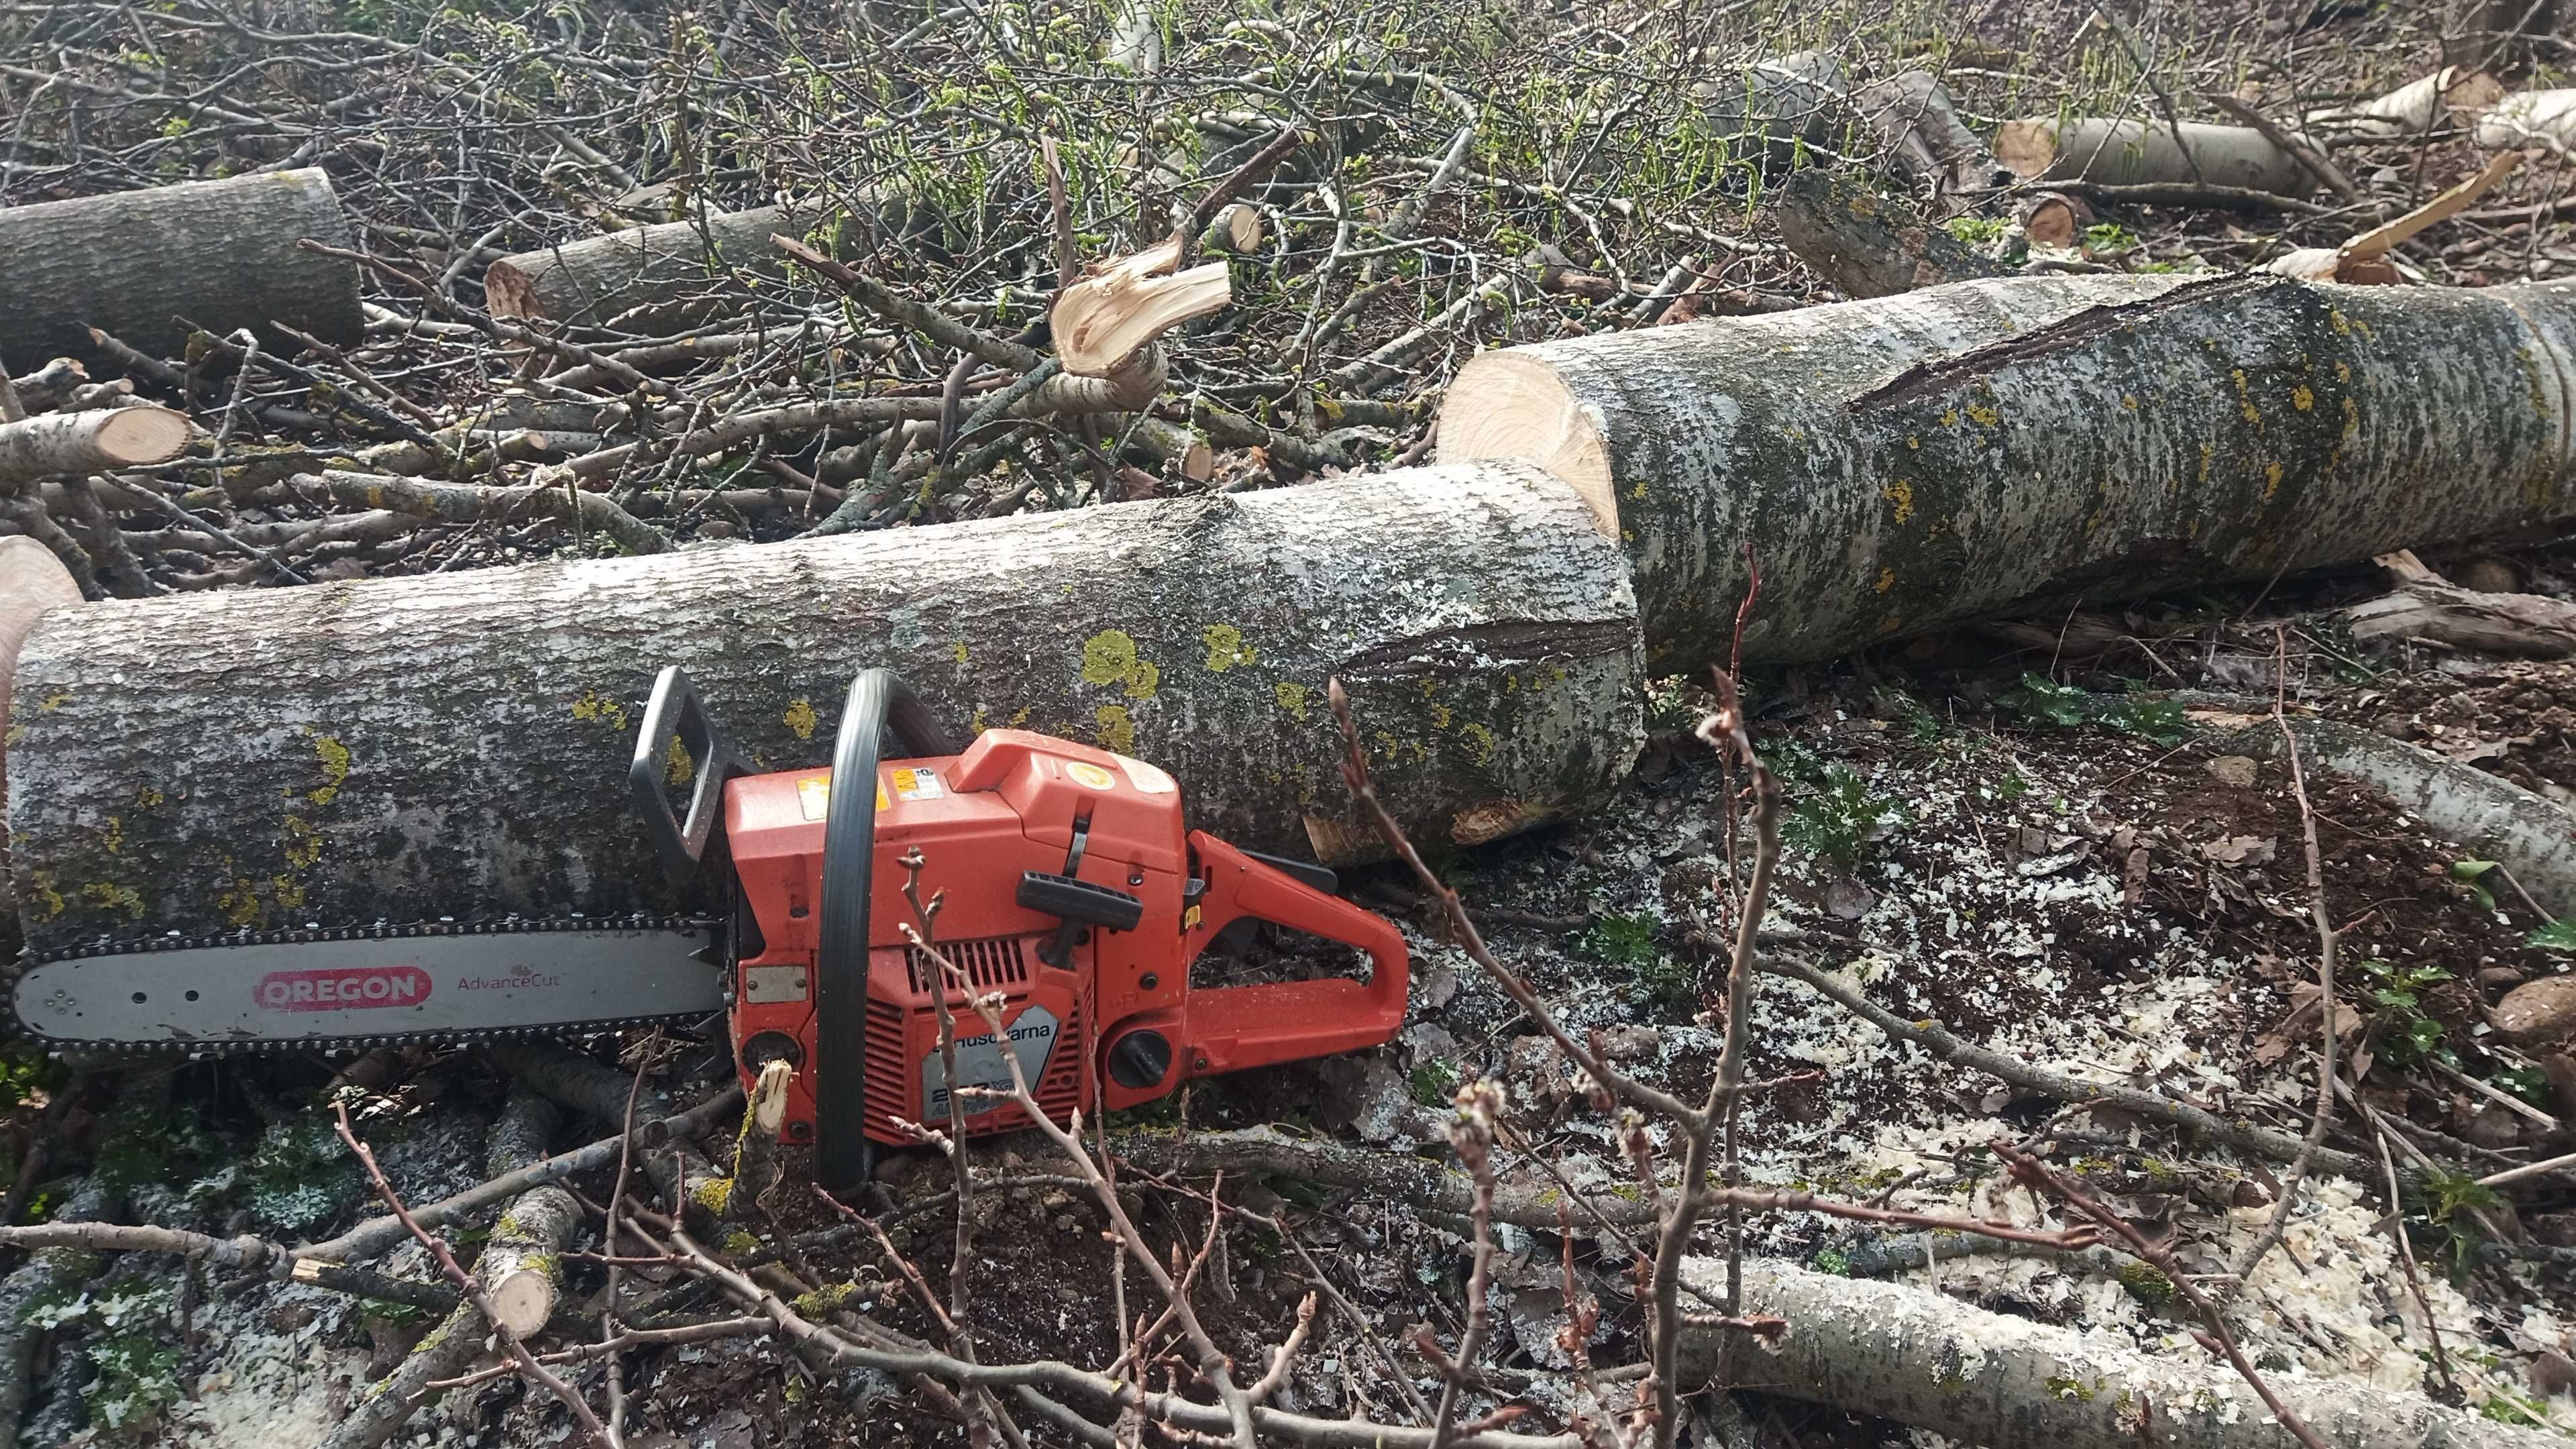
[[814, 667, 957, 1195], [1176, 831, 1409, 1077], [629, 666, 751, 888]]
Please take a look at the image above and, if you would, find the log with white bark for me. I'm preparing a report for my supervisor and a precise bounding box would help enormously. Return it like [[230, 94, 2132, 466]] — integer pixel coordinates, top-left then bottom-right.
[[482, 195, 925, 331], [1695, 51, 1854, 172], [1995, 117, 2316, 198], [1680, 1259, 2562, 1449], [1850, 71, 2012, 201], [2476, 89, 2576, 151], [2186, 702, 2576, 918], [1436, 273, 2576, 669], [0, 169, 362, 363], [0, 406, 189, 484], [5, 462, 1642, 948], [2306, 66, 2504, 138]]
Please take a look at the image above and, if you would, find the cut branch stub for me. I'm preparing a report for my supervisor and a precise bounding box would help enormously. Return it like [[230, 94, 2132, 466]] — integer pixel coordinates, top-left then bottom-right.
[[1437, 273, 2576, 669], [1053, 242, 1233, 378]]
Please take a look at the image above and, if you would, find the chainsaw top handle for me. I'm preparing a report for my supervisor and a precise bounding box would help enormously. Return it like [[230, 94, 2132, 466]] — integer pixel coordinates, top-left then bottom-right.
[[629, 665, 752, 888], [814, 667, 956, 1195]]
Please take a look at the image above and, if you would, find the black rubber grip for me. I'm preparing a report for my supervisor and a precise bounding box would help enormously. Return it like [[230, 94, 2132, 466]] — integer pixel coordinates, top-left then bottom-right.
[[1016, 871, 1144, 931], [813, 668, 957, 1195]]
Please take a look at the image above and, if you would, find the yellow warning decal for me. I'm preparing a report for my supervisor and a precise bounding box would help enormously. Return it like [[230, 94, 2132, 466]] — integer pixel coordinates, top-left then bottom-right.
[[1066, 761, 1116, 790], [798, 775, 889, 820]]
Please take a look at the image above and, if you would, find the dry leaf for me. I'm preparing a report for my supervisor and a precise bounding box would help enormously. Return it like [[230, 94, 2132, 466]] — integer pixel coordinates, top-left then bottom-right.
[[2202, 835, 2277, 867]]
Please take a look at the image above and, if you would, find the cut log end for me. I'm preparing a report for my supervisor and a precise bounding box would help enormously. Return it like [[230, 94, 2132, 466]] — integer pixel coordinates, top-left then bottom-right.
[[749, 1059, 792, 1135], [93, 407, 192, 467], [482, 1267, 553, 1339], [1205, 203, 1265, 256], [1433, 352, 1619, 541]]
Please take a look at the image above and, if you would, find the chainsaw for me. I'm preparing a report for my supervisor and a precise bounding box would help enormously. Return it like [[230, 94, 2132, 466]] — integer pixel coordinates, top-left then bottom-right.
[[6, 667, 1410, 1189]]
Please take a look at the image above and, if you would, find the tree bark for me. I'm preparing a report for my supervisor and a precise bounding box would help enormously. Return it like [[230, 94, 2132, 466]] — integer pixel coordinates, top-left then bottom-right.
[[1436, 273, 2576, 669], [7, 461, 1638, 949], [1680, 1259, 2561, 1449], [482, 196, 924, 332], [0, 406, 190, 484], [2307, 66, 2504, 139], [0, 170, 361, 364], [1850, 72, 2011, 203], [1695, 52, 1853, 172], [1996, 118, 2316, 197], [1770, 168, 2004, 300]]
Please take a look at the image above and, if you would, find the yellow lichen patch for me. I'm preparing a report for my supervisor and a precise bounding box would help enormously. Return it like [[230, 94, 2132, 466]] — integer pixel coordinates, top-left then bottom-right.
[[1629, 475, 1647, 502], [81, 881, 144, 922], [1079, 629, 1159, 699], [1874, 568, 1897, 594], [1275, 681, 1309, 722], [2121, 394, 2138, 411], [2329, 309, 2351, 336], [217, 879, 260, 927], [1878, 611, 1903, 635], [2198, 442, 2213, 483], [1093, 704, 1135, 755], [38, 691, 68, 712], [309, 731, 351, 806], [2335, 360, 2352, 382], [1906, 435, 1920, 449], [1429, 702, 1454, 729], [101, 817, 123, 855], [1201, 623, 1256, 672], [1882, 479, 1916, 525], [1008, 706, 1030, 729], [2291, 385, 2314, 412], [783, 699, 818, 740], [1456, 722, 1498, 766], [1964, 402, 1998, 427], [2342, 394, 2360, 439], [26, 871, 62, 920], [2263, 461, 2285, 500], [969, 704, 989, 735], [272, 876, 307, 910], [1938, 407, 1960, 427], [952, 641, 969, 665], [133, 786, 162, 810], [281, 816, 322, 869], [3, 727, 21, 749], [665, 734, 696, 788], [571, 692, 629, 731]]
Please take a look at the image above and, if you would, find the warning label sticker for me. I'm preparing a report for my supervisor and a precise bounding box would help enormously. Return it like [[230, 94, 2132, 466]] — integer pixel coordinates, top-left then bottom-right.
[[796, 775, 890, 820], [890, 767, 945, 801]]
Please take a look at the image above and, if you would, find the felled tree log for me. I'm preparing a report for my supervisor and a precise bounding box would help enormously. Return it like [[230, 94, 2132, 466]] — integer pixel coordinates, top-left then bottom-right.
[[2307, 66, 2504, 138], [1681, 1259, 2561, 1449], [1696, 51, 1852, 172], [0, 169, 361, 362], [483, 196, 925, 331], [2476, 89, 2576, 150], [0, 406, 189, 485], [1771, 168, 2004, 299], [1851, 72, 2011, 201], [1996, 118, 2316, 197], [1437, 273, 2576, 669], [7, 462, 1640, 947]]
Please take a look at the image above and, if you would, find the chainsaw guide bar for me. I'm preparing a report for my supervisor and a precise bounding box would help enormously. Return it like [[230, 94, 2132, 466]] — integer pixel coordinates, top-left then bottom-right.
[[5, 915, 724, 1056]]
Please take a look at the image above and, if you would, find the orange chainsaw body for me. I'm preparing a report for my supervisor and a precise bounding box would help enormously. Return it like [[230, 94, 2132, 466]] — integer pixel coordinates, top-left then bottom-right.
[[721, 728, 1409, 1146]]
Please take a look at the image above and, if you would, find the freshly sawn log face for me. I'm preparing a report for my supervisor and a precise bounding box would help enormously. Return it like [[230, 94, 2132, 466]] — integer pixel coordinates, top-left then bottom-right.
[[7, 462, 1642, 949], [1438, 273, 2576, 668], [0, 169, 361, 362]]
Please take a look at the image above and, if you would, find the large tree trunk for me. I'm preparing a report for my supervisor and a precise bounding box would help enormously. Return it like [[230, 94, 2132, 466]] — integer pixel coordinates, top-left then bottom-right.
[[0, 170, 361, 363], [5, 462, 1641, 949], [1436, 274, 2576, 668], [1682, 1259, 2559, 1449]]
